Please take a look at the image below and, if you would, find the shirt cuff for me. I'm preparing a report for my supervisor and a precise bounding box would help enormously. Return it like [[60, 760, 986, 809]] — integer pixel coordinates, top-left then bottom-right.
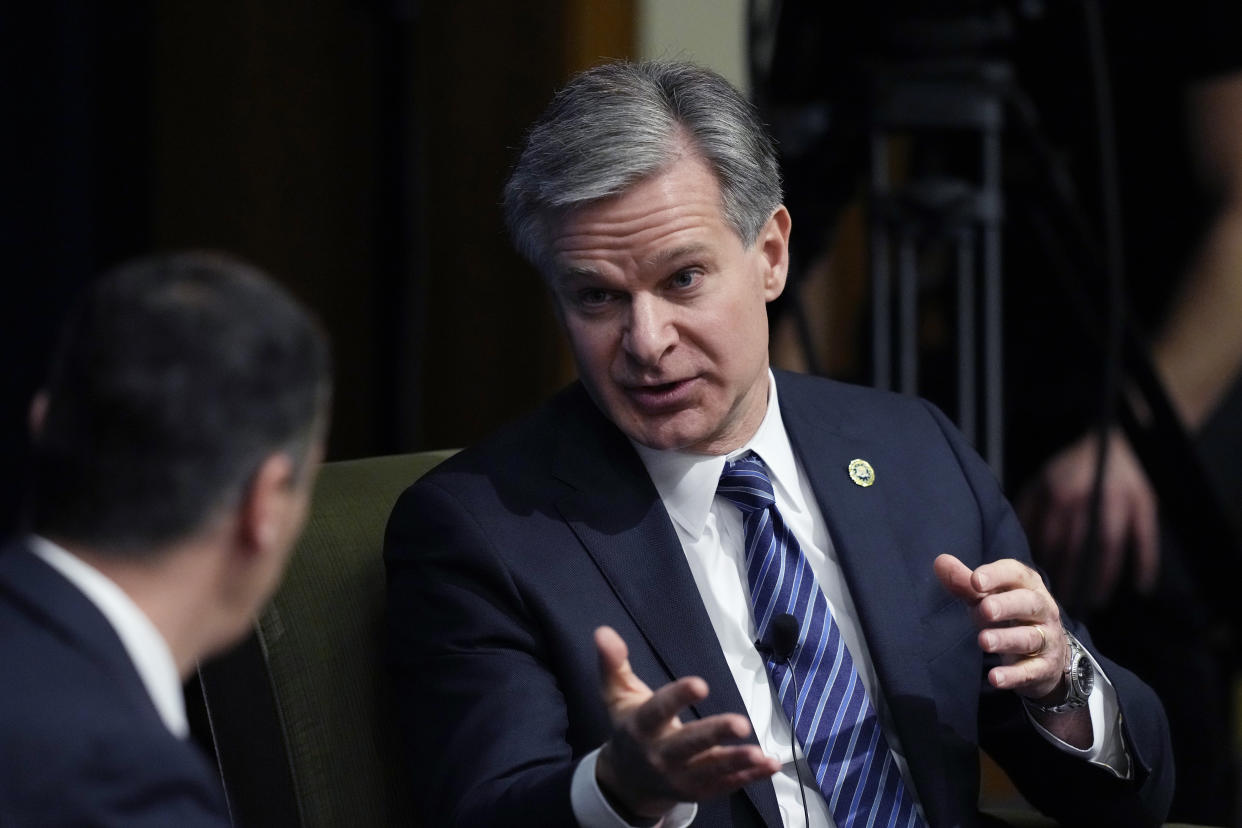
[[570, 748, 698, 828], [1025, 647, 1132, 779]]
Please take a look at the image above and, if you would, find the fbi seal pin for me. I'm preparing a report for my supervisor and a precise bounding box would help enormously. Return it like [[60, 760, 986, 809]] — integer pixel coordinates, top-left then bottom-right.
[[848, 459, 875, 487]]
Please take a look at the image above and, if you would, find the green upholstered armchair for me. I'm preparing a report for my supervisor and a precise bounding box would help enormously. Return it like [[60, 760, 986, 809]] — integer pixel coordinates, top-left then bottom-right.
[[189, 450, 455, 828]]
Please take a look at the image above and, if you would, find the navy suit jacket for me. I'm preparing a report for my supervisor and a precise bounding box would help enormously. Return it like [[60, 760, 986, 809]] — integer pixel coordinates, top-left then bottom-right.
[[385, 371, 1173, 827], [0, 542, 229, 827]]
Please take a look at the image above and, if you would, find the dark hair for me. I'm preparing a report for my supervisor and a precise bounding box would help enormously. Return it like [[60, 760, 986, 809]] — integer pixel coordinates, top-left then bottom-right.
[[503, 60, 783, 273], [27, 251, 332, 555]]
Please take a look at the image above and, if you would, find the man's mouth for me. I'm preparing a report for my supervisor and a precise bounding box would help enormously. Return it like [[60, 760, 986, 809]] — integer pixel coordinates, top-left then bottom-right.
[[623, 377, 697, 412]]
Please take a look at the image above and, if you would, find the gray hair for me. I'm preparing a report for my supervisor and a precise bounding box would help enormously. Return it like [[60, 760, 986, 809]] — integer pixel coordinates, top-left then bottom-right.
[[503, 60, 783, 273]]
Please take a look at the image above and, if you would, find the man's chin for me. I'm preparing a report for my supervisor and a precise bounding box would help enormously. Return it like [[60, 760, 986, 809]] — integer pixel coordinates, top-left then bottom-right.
[[620, 415, 718, 454], [590, 389, 717, 452], [630, 433, 689, 452], [620, 407, 759, 456], [617, 414, 697, 452]]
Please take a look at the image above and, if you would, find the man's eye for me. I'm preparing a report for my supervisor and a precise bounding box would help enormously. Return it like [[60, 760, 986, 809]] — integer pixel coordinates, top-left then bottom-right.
[[578, 288, 612, 307], [669, 269, 701, 290]]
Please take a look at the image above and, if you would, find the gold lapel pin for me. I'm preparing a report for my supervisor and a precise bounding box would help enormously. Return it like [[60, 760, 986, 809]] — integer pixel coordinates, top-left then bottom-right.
[[848, 458, 875, 487]]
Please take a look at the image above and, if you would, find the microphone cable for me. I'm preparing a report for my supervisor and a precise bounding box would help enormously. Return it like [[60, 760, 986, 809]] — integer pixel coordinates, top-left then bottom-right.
[[758, 612, 811, 828]]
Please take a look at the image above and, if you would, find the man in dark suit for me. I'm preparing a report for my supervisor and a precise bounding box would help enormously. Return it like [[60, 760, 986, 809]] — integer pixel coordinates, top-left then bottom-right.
[[385, 61, 1173, 827], [0, 252, 332, 826]]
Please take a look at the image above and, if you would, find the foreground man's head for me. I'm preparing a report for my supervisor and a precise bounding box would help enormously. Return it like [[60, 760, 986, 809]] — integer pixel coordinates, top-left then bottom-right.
[[27, 250, 333, 661]]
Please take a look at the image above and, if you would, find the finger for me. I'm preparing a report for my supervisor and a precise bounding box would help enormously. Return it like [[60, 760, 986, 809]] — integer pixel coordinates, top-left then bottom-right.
[[978, 624, 1048, 658], [631, 676, 709, 736], [715, 760, 783, 793], [596, 630, 640, 690], [1063, 490, 1090, 560], [683, 744, 781, 793], [1092, 489, 1130, 606], [970, 558, 1044, 594], [1014, 482, 1043, 537], [1038, 505, 1073, 596], [1059, 540, 1084, 606], [1037, 486, 1068, 553], [596, 626, 651, 709], [659, 714, 752, 765], [1060, 499, 1093, 603], [988, 655, 1061, 696], [1133, 485, 1160, 594], [976, 588, 1055, 627], [596, 626, 629, 679], [933, 554, 982, 603]]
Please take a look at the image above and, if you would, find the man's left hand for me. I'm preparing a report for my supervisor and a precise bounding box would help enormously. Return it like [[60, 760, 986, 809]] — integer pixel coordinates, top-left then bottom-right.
[[933, 554, 1066, 701]]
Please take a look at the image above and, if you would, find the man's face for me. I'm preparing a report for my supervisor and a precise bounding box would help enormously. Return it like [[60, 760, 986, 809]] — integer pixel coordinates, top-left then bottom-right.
[[547, 152, 790, 455]]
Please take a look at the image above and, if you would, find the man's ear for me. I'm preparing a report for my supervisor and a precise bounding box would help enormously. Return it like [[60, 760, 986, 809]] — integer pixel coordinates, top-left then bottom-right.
[[758, 206, 792, 301], [238, 453, 297, 555]]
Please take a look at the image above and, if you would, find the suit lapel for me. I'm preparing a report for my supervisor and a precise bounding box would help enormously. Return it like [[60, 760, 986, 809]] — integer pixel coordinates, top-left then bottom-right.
[[776, 375, 953, 822], [549, 387, 783, 827]]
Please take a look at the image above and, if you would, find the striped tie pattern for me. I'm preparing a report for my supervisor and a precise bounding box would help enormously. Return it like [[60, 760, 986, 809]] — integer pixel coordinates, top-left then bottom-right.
[[718, 452, 923, 828]]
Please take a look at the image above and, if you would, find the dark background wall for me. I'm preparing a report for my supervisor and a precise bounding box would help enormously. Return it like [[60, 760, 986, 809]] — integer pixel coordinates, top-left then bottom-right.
[[1, 1, 634, 536]]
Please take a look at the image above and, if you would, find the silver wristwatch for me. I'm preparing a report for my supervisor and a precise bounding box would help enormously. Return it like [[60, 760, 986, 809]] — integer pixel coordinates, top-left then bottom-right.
[[1028, 632, 1095, 714]]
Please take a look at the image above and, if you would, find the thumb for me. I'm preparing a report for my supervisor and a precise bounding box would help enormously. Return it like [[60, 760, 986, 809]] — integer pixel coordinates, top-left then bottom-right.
[[595, 626, 651, 711], [934, 554, 983, 603]]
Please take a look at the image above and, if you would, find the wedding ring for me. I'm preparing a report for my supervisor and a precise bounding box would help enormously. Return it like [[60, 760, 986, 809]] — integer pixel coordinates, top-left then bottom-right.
[[1025, 624, 1047, 658]]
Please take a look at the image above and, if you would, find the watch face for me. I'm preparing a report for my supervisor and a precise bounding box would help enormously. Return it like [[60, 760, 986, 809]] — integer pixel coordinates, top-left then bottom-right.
[[1072, 648, 1095, 698]]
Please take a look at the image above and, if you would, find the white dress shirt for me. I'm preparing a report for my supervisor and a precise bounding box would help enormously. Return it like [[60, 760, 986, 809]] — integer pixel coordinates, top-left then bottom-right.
[[28, 535, 189, 739], [572, 373, 1128, 827]]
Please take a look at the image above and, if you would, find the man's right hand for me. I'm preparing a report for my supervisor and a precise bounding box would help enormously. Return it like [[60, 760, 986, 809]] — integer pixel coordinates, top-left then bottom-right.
[[592, 626, 780, 822]]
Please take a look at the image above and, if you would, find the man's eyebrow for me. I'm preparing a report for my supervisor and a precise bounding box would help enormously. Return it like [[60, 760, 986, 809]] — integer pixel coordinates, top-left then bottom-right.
[[556, 265, 600, 285], [646, 243, 710, 268]]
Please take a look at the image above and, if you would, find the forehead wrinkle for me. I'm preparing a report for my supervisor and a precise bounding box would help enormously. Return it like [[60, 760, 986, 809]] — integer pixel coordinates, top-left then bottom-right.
[[645, 242, 711, 270], [561, 203, 702, 241], [548, 154, 730, 282], [555, 264, 602, 286]]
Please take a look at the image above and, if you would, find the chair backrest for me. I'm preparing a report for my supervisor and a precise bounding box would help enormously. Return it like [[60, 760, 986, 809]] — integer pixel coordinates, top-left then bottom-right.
[[190, 450, 455, 828]]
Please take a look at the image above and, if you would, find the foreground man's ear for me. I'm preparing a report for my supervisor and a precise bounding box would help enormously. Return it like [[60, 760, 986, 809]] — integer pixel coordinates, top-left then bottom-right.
[[239, 453, 297, 556]]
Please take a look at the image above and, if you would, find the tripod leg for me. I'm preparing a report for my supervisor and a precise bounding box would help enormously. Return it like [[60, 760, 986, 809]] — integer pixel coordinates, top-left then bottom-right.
[[899, 231, 919, 396], [983, 126, 1005, 477], [957, 231, 977, 446], [870, 131, 892, 391]]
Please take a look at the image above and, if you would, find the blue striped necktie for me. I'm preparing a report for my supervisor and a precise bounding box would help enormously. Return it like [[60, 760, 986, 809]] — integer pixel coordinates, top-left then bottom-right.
[[717, 452, 923, 828]]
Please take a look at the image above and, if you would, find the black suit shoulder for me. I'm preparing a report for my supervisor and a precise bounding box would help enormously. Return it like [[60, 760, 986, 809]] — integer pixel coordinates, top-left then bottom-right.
[[392, 381, 644, 540], [0, 545, 229, 827], [774, 368, 952, 428], [419, 382, 616, 479]]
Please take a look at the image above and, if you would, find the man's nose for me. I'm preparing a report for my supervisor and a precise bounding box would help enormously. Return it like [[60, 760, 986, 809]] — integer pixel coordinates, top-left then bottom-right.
[[622, 295, 677, 367]]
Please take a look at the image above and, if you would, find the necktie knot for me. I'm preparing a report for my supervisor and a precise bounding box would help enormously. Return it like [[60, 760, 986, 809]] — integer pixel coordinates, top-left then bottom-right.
[[717, 452, 775, 513]]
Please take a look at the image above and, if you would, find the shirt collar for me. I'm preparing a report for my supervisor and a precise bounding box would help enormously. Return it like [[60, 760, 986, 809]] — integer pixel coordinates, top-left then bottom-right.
[[632, 371, 803, 537], [28, 535, 190, 739]]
